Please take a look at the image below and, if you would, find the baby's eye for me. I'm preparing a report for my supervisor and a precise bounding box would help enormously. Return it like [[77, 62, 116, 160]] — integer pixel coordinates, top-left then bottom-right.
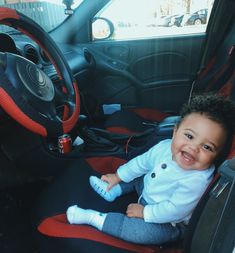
[[184, 133, 193, 140], [203, 144, 214, 152]]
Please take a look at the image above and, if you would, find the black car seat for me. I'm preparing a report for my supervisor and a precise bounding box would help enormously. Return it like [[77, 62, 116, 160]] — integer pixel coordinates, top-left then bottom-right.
[[32, 141, 235, 253], [102, 26, 235, 135]]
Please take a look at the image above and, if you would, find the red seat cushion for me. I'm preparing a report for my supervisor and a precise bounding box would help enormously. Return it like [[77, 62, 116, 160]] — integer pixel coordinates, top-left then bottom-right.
[[38, 214, 182, 253]]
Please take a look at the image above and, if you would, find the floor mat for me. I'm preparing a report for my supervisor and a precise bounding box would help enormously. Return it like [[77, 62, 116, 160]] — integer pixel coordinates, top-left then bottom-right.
[[0, 182, 45, 253]]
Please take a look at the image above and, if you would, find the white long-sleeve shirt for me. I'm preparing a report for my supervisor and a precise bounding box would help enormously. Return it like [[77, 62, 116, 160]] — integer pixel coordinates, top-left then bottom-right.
[[117, 139, 215, 224]]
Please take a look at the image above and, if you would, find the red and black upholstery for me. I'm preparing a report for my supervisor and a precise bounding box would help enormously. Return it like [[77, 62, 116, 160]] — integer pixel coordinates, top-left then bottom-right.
[[33, 141, 235, 253]]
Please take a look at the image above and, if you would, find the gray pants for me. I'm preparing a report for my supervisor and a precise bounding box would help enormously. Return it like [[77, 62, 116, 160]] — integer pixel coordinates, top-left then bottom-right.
[[102, 177, 185, 245]]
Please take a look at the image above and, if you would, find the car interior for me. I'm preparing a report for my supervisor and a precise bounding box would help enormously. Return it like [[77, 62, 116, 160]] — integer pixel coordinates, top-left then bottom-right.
[[0, 0, 235, 252]]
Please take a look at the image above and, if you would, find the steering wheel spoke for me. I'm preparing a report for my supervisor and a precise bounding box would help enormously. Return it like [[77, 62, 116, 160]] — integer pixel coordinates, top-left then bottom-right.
[[37, 101, 57, 120], [54, 86, 69, 104]]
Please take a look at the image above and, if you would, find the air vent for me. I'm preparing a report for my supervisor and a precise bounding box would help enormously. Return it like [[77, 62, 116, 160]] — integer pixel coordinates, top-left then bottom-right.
[[24, 45, 39, 64]]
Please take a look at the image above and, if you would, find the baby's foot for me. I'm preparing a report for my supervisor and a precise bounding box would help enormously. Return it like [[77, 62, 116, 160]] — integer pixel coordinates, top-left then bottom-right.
[[67, 205, 84, 224], [66, 204, 106, 230], [89, 176, 121, 202]]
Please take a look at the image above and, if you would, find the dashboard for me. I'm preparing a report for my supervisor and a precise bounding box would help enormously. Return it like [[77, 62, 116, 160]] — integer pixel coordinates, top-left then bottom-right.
[[0, 32, 95, 90]]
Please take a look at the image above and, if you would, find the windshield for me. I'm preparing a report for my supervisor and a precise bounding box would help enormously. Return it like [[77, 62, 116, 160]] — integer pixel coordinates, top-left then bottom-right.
[[0, 0, 84, 33]]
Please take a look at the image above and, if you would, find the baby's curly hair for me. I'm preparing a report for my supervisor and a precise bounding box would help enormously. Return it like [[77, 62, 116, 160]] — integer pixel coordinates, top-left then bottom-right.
[[179, 93, 235, 164]]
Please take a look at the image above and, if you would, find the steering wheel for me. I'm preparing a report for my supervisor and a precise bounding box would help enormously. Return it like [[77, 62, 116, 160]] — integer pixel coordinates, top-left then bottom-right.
[[0, 7, 80, 137]]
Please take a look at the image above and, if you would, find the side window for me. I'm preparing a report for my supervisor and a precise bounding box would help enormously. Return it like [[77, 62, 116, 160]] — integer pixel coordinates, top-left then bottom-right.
[[92, 0, 214, 41]]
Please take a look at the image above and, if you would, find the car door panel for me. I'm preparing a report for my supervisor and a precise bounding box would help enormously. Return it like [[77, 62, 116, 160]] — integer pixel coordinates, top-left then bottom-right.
[[85, 33, 205, 113], [131, 52, 190, 82]]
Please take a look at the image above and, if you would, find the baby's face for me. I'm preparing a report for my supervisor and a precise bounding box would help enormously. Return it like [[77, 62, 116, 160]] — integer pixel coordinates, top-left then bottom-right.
[[171, 113, 226, 171]]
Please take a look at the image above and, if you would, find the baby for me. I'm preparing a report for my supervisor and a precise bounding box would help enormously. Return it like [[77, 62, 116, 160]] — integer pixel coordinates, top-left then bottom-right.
[[67, 94, 235, 245]]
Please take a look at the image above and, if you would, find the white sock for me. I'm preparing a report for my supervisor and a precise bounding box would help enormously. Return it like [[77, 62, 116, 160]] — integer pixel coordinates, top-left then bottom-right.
[[89, 176, 122, 202], [66, 205, 106, 231]]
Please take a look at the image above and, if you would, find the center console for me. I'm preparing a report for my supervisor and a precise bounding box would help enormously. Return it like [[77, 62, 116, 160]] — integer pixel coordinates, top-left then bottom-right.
[[49, 115, 180, 159]]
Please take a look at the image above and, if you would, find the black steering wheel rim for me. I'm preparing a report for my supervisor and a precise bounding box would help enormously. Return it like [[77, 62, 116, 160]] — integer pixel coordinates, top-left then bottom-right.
[[0, 7, 80, 137]]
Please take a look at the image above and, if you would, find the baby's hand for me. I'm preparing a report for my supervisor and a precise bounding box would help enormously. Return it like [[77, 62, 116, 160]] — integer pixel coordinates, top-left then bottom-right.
[[101, 173, 121, 191], [126, 203, 144, 218]]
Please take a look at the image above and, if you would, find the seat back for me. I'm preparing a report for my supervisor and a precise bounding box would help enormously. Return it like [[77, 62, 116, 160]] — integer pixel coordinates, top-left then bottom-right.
[[184, 156, 235, 253], [193, 18, 235, 94]]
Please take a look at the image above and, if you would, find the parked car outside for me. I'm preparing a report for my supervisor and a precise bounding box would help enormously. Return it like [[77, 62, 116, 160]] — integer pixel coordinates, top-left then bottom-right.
[[183, 9, 208, 26], [170, 14, 184, 27], [157, 14, 177, 27]]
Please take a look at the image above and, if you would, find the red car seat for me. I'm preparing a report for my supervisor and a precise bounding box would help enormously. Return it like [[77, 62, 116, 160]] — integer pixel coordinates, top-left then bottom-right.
[[33, 139, 235, 253]]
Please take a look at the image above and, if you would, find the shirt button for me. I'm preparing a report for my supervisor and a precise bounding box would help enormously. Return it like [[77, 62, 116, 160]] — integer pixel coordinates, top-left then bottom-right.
[[161, 163, 167, 169], [151, 173, 156, 178]]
